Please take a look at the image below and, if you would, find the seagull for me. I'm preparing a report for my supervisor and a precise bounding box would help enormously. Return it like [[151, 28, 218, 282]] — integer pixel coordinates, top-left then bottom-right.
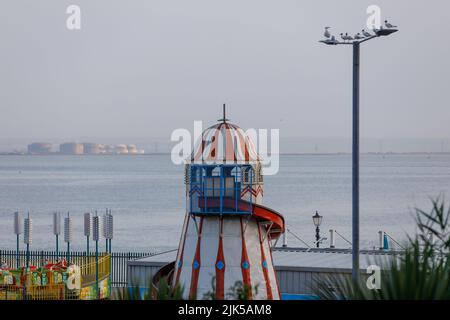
[[354, 33, 363, 40], [385, 20, 397, 28], [362, 29, 372, 37], [324, 27, 331, 38], [319, 35, 338, 45], [340, 33, 352, 41]]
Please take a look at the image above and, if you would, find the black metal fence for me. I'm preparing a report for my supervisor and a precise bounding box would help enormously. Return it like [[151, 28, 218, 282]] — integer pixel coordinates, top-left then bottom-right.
[[0, 250, 155, 287]]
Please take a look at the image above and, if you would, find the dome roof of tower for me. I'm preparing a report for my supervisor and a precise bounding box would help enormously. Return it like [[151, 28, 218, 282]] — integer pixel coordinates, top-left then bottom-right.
[[191, 121, 259, 164]]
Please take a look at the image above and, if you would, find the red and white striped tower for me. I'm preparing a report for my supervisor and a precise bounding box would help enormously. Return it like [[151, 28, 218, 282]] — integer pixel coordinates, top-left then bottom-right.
[[160, 106, 284, 300]]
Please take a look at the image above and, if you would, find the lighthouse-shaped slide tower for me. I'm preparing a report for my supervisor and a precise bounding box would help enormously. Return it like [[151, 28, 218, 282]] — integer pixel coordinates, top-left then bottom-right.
[[155, 108, 284, 300]]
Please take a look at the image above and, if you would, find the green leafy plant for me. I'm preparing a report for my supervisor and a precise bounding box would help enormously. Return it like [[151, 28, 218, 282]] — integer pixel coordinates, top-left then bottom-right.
[[317, 197, 450, 300], [114, 276, 184, 300], [156, 276, 184, 300], [202, 276, 259, 300], [113, 284, 144, 300], [226, 280, 258, 300]]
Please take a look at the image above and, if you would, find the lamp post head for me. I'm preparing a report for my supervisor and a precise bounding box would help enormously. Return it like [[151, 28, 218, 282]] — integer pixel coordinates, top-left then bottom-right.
[[375, 28, 398, 37], [312, 211, 323, 227], [320, 23, 398, 46]]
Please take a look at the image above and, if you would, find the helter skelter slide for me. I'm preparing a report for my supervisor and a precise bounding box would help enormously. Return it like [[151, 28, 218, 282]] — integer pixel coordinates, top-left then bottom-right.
[[153, 110, 285, 300]]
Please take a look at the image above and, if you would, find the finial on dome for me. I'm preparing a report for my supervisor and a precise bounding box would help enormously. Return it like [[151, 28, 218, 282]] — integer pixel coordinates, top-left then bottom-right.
[[218, 103, 230, 123]]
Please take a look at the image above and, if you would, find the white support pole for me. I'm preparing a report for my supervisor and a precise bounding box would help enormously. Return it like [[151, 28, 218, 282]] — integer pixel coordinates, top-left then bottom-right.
[[378, 230, 384, 250], [282, 231, 287, 247], [329, 229, 335, 248]]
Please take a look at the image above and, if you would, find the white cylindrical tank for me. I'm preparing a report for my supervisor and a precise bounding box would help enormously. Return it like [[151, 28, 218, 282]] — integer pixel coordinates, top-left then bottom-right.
[[329, 229, 335, 248], [127, 144, 138, 154], [115, 144, 128, 154], [378, 230, 384, 250]]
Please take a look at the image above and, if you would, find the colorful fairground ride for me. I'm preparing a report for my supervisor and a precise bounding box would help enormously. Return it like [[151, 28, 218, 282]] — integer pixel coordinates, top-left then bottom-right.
[[0, 255, 110, 300], [153, 106, 285, 300], [0, 211, 113, 300]]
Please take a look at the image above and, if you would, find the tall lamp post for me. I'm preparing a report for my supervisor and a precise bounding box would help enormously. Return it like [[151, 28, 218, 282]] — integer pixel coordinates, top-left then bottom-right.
[[312, 211, 323, 248], [319, 22, 398, 282]]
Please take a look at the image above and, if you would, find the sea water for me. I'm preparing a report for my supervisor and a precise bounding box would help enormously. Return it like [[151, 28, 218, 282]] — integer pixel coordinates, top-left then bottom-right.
[[0, 154, 449, 252]]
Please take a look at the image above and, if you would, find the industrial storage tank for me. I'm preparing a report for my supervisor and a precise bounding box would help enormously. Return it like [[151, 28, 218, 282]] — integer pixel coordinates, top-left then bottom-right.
[[104, 145, 114, 154], [27, 142, 52, 154], [59, 142, 84, 155], [114, 144, 128, 154], [83, 143, 104, 155], [127, 144, 138, 154]]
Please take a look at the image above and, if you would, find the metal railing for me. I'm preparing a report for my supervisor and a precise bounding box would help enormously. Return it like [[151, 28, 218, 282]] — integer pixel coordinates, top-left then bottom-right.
[[0, 284, 67, 300], [0, 250, 155, 287]]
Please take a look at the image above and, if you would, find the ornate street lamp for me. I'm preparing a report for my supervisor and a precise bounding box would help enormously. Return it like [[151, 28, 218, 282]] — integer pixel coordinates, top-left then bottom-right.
[[312, 211, 323, 248]]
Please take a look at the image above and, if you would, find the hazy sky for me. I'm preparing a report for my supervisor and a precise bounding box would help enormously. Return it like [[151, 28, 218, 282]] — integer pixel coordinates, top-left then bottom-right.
[[0, 1, 449, 150]]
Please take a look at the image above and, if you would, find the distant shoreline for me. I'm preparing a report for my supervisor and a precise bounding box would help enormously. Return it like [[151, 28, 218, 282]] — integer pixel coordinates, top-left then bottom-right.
[[1, 152, 450, 156]]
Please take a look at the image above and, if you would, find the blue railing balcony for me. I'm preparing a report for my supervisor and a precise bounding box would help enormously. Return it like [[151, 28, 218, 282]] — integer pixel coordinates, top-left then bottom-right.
[[189, 164, 253, 216]]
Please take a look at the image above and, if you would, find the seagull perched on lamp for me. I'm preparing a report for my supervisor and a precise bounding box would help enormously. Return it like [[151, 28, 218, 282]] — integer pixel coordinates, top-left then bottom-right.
[[319, 35, 338, 45], [362, 29, 372, 37], [340, 33, 353, 42], [354, 33, 363, 40], [385, 20, 398, 29], [324, 27, 331, 38], [330, 35, 338, 44]]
